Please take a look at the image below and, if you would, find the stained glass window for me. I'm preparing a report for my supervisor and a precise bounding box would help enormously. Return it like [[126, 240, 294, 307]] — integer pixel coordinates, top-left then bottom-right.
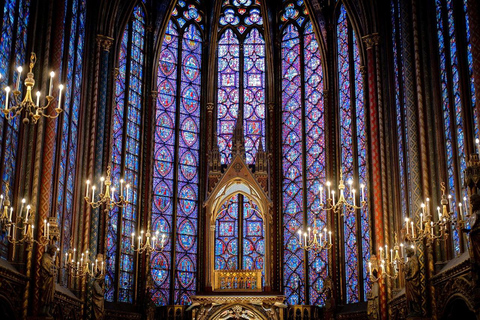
[[52, 0, 86, 285], [151, 0, 203, 306], [337, 4, 370, 304], [435, 0, 474, 256], [0, 0, 31, 259], [106, 4, 145, 303], [281, 0, 327, 306], [214, 194, 264, 274], [217, 0, 266, 165]]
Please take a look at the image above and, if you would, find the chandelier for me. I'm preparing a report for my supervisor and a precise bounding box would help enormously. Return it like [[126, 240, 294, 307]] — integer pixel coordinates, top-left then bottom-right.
[[2, 53, 63, 124], [61, 249, 105, 279], [297, 222, 333, 253], [84, 166, 130, 210], [317, 170, 366, 214], [369, 234, 405, 281], [131, 227, 167, 255]]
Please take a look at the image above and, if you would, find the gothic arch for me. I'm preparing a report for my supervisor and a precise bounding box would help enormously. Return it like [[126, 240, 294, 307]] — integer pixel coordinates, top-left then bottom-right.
[[208, 303, 269, 320]]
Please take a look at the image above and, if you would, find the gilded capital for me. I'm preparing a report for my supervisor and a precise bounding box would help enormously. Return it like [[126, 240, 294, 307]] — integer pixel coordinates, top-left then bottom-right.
[[206, 102, 215, 112], [268, 103, 275, 113], [362, 33, 380, 48], [96, 34, 114, 52]]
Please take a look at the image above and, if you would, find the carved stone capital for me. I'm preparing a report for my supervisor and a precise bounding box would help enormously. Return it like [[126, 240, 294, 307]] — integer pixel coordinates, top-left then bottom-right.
[[360, 65, 366, 76], [207, 102, 215, 113], [113, 68, 120, 80], [267, 103, 275, 113], [151, 91, 159, 99], [362, 33, 380, 48], [96, 35, 114, 52]]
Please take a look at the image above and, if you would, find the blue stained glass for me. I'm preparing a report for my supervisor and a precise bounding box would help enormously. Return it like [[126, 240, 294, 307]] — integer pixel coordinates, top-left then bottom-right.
[[152, 3, 202, 306], [107, 5, 145, 303], [463, 0, 478, 137], [0, 0, 30, 259]]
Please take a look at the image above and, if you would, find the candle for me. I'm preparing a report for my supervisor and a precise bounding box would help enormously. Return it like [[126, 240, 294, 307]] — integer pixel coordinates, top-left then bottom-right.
[[326, 181, 331, 199], [19, 198, 25, 219], [120, 179, 124, 197], [5, 86, 10, 109], [390, 249, 393, 263], [324, 228, 327, 242], [332, 191, 335, 207], [95, 259, 98, 271], [92, 186, 96, 201], [406, 218, 409, 234], [411, 221, 415, 238], [431, 221, 434, 236], [352, 189, 356, 206], [400, 243, 404, 258], [44, 219, 47, 236], [369, 262, 372, 275], [12, 223, 15, 241], [131, 232, 135, 247], [100, 177, 105, 194], [46, 222, 50, 239], [111, 187, 115, 201], [138, 236, 142, 250], [420, 213, 423, 230], [458, 203, 463, 220], [58, 84, 64, 108], [304, 233, 307, 246], [16, 66, 22, 90], [25, 205, 30, 222], [448, 195, 452, 211], [298, 230, 302, 243], [9, 207, 12, 222], [464, 196, 468, 216], [329, 231, 332, 244], [379, 247, 383, 260], [48, 71, 54, 96], [36, 91, 40, 106], [307, 227, 311, 240], [152, 237, 156, 249], [31, 225, 34, 239], [319, 186, 323, 205], [361, 184, 365, 202], [7, 224, 10, 237], [86, 180, 90, 198], [437, 206, 442, 220], [101, 261, 104, 274]]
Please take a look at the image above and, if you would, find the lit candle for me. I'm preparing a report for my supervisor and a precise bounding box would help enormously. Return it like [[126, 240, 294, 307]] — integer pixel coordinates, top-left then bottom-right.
[[369, 262, 372, 275], [58, 84, 64, 108], [361, 184, 365, 202], [5, 86, 10, 109], [101, 261, 104, 274], [411, 221, 415, 238], [19, 198, 25, 219], [437, 206, 441, 220], [31, 225, 34, 239], [430, 221, 434, 236], [131, 232, 135, 247], [420, 213, 423, 230], [36, 91, 40, 107], [16, 66, 22, 90], [448, 195, 452, 211], [86, 180, 90, 198], [120, 179, 124, 197], [458, 203, 463, 220], [12, 223, 15, 241], [319, 186, 323, 205], [329, 231, 332, 244], [44, 219, 47, 236], [405, 218, 409, 234], [138, 235, 142, 250], [326, 181, 331, 199], [152, 237, 156, 249], [298, 230, 302, 243], [46, 222, 50, 239], [307, 227, 311, 240], [379, 247, 383, 260], [332, 191, 335, 207], [9, 207, 12, 222], [352, 189, 356, 206], [464, 196, 468, 216], [92, 186, 96, 201], [111, 187, 115, 201], [100, 177, 105, 194], [421, 203, 425, 216], [48, 71, 55, 96], [324, 228, 327, 242], [304, 232, 307, 246], [95, 259, 98, 271], [390, 249, 393, 263], [400, 243, 404, 258], [25, 205, 30, 222]]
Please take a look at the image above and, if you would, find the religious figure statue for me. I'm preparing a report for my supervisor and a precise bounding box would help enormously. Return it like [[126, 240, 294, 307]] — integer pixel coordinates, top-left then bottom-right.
[[405, 246, 422, 317], [469, 193, 480, 267], [92, 254, 105, 320], [367, 270, 380, 320], [39, 244, 57, 317], [144, 274, 156, 320]]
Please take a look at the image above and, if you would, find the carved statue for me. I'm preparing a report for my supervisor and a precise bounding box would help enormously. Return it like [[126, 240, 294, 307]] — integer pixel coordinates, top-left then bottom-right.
[[405, 246, 422, 317], [367, 270, 380, 320], [39, 244, 57, 317], [92, 254, 105, 320]]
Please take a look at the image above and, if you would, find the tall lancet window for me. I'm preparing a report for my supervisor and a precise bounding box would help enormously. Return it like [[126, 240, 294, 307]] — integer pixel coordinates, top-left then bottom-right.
[[52, 0, 87, 282], [436, 0, 476, 256], [337, 4, 370, 303], [0, 0, 30, 259], [281, 0, 327, 306], [217, 0, 266, 165], [106, 4, 145, 303], [151, 0, 203, 306]]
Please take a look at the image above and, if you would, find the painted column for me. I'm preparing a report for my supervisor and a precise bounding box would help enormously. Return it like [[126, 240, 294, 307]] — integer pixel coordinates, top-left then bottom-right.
[[32, 0, 65, 315], [401, 0, 427, 316], [363, 33, 387, 320]]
